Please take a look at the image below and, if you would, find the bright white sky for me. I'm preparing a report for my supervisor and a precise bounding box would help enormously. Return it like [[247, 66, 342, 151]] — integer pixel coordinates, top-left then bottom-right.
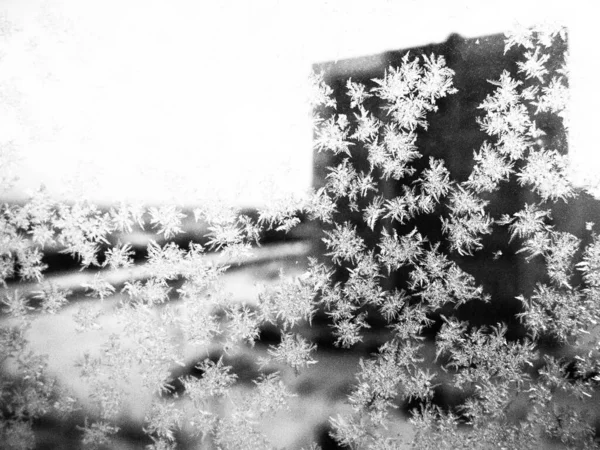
[[0, 0, 596, 206]]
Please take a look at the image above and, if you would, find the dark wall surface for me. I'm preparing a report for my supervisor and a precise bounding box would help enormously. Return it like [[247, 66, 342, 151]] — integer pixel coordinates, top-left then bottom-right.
[[312, 32, 600, 338]]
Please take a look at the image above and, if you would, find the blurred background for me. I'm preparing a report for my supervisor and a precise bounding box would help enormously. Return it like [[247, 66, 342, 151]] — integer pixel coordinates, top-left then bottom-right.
[[0, 0, 596, 207]]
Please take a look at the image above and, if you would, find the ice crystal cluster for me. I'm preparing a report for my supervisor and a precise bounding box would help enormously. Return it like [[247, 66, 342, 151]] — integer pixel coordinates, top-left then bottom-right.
[[2, 23, 599, 450]]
